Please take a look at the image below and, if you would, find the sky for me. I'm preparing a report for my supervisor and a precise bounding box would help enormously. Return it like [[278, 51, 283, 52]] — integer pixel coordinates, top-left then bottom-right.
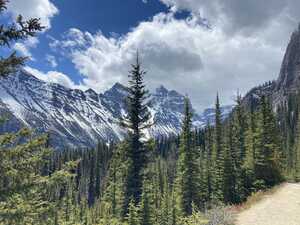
[[4, 0, 300, 111]]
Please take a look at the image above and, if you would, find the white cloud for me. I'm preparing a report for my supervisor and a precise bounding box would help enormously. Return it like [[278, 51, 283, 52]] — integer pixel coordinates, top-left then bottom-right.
[[9, 0, 59, 61], [14, 37, 39, 60], [50, 11, 288, 111], [7, 0, 58, 30], [159, 0, 300, 37], [24, 66, 82, 90], [46, 54, 58, 68]]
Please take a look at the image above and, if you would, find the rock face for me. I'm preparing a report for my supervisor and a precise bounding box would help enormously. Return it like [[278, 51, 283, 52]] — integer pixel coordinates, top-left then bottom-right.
[[243, 25, 300, 110], [276, 25, 300, 93], [0, 70, 233, 149]]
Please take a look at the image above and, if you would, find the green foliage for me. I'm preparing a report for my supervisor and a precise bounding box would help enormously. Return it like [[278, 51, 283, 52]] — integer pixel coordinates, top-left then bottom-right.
[[177, 97, 202, 215], [0, 129, 77, 224], [212, 94, 225, 202], [0, 0, 44, 77], [0, 10, 293, 221], [127, 200, 140, 225], [120, 53, 152, 214], [180, 209, 208, 225]]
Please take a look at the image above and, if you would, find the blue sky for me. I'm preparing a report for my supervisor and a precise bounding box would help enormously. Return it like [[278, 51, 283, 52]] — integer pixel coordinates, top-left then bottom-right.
[[5, 0, 300, 111], [23, 0, 170, 84]]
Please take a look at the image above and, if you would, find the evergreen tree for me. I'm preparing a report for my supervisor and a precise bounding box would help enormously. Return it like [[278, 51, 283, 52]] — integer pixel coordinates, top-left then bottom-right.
[[0, 0, 43, 77], [177, 97, 201, 215], [88, 153, 96, 207], [121, 53, 152, 213], [294, 108, 300, 181], [139, 183, 154, 225], [254, 96, 282, 189], [204, 123, 214, 202], [212, 94, 225, 202], [230, 94, 248, 203], [0, 129, 77, 224], [127, 200, 140, 225], [243, 110, 256, 195]]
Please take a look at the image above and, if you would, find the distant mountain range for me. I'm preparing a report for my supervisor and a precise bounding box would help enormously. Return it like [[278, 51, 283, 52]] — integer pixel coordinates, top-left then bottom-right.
[[0, 70, 233, 149], [3, 23, 300, 149]]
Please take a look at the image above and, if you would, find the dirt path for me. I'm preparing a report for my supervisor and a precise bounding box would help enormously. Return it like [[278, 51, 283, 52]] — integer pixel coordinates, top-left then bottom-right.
[[236, 183, 300, 225]]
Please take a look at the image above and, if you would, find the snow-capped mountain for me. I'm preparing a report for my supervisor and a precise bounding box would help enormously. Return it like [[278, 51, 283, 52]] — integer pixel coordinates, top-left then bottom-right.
[[0, 70, 233, 148]]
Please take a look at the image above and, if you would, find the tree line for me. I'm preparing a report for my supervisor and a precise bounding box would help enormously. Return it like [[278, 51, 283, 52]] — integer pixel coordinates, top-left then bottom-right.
[[1, 0, 300, 224]]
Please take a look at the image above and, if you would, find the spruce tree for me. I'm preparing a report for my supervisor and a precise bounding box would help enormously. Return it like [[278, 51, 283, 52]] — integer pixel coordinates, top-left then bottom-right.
[[230, 94, 248, 203], [88, 153, 96, 207], [254, 96, 282, 188], [177, 97, 201, 215], [204, 123, 213, 202], [294, 108, 300, 181], [212, 94, 225, 202], [0, 0, 43, 77], [121, 53, 152, 213], [127, 200, 140, 225]]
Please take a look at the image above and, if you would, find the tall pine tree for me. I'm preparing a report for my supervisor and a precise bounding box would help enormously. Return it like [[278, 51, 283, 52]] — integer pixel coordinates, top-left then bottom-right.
[[121, 52, 152, 214], [212, 94, 225, 202], [177, 97, 201, 215]]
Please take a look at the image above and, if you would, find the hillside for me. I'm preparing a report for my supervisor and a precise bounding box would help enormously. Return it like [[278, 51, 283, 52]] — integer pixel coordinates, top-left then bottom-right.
[[0, 70, 233, 148]]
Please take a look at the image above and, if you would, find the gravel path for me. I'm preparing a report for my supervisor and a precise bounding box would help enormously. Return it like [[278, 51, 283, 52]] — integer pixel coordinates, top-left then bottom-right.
[[236, 183, 300, 225]]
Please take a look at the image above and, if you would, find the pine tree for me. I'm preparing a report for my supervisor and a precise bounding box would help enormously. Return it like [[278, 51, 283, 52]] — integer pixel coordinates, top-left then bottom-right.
[[212, 94, 225, 202], [88, 153, 96, 207], [95, 142, 107, 199], [243, 110, 256, 195], [139, 183, 154, 225], [177, 97, 201, 215], [0, 129, 77, 224], [127, 200, 140, 225], [294, 108, 300, 181], [223, 119, 235, 203], [204, 123, 214, 202], [254, 96, 282, 189], [121, 52, 152, 213], [229, 94, 248, 203], [104, 142, 128, 219], [0, 0, 43, 77]]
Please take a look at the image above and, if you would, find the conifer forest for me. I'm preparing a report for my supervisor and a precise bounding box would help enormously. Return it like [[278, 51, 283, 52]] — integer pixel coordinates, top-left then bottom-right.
[[1, 0, 300, 224]]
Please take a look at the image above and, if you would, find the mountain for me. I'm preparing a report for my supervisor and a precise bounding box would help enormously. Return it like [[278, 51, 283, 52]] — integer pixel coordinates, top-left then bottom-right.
[[242, 25, 300, 110], [0, 70, 233, 148]]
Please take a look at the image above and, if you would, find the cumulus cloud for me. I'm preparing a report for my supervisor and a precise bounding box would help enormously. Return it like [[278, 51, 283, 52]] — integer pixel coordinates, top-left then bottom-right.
[[7, 0, 58, 30], [49, 11, 287, 111], [8, 0, 58, 61], [45, 54, 58, 68], [14, 37, 39, 60], [24, 66, 82, 90], [159, 0, 300, 37]]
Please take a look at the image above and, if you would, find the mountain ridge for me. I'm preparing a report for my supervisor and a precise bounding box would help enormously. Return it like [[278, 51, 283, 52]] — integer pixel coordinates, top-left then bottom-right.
[[0, 70, 233, 149], [242, 25, 300, 111]]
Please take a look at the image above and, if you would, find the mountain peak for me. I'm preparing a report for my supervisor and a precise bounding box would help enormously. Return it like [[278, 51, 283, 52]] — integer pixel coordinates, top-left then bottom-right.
[[276, 25, 300, 93], [85, 88, 99, 101], [0, 70, 233, 149], [112, 82, 127, 91], [156, 85, 168, 95]]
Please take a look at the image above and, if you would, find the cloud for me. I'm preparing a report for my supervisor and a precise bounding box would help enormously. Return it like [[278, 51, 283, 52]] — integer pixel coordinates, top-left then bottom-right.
[[49, 11, 287, 111], [7, 0, 58, 30], [159, 0, 300, 36], [45, 54, 58, 68], [8, 0, 59, 61], [14, 37, 39, 60], [24, 66, 82, 90]]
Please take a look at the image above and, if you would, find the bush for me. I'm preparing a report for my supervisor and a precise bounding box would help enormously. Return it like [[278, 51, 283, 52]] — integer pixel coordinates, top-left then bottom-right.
[[205, 205, 234, 225]]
